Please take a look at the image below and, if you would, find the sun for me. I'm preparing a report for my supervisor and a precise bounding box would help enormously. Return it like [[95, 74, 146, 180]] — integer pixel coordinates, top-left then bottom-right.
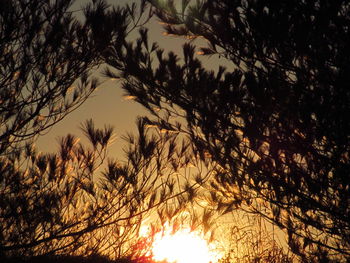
[[147, 223, 219, 263], [152, 229, 210, 263]]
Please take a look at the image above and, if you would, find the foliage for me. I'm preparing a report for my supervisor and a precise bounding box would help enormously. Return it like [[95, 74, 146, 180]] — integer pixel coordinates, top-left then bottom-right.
[[1, 0, 206, 260], [0, 0, 128, 155], [103, 0, 350, 261], [0, 117, 207, 259]]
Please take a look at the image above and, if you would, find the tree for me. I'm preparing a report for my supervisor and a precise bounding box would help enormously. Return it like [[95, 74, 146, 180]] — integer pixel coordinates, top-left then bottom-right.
[[1, 0, 182, 259], [0, 0, 129, 155], [1, 0, 213, 260], [1, 117, 208, 259], [103, 0, 350, 261]]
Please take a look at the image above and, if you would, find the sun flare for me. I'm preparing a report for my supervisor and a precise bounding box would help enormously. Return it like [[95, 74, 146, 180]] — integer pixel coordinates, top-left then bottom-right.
[[145, 224, 219, 263]]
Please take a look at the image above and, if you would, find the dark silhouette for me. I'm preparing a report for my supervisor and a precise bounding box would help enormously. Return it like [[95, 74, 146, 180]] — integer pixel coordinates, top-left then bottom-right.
[[104, 0, 350, 261], [1, 115, 201, 259], [0, 0, 128, 258], [1, 0, 207, 261], [1, 0, 193, 260], [0, 0, 132, 156]]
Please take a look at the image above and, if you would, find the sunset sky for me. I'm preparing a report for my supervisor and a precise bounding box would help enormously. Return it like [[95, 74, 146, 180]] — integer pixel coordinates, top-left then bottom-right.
[[3, 1, 349, 262], [2, 0, 348, 261]]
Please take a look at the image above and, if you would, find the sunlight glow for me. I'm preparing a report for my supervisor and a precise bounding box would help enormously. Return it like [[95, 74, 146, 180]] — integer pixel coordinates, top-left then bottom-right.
[[149, 224, 219, 263]]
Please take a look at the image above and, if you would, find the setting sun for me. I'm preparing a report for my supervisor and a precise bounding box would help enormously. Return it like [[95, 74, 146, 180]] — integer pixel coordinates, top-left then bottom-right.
[[147, 224, 219, 263]]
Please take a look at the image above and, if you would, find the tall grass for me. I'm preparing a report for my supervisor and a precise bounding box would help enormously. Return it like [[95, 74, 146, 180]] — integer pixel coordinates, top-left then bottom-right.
[[216, 213, 295, 263]]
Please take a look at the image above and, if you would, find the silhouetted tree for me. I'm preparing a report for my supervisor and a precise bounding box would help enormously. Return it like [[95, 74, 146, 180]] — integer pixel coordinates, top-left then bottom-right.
[[1, 0, 186, 260], [103, 0, 350, 261], [0, 0, 129, 155], [0, 117, 207, 259]]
